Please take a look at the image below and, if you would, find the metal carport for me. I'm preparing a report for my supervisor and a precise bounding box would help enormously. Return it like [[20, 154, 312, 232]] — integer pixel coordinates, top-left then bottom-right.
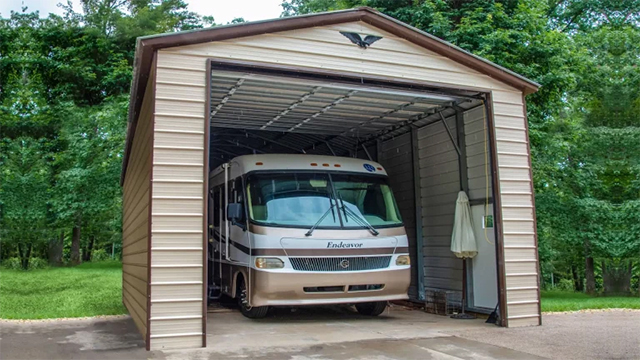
[[121, 7, 541, 350]]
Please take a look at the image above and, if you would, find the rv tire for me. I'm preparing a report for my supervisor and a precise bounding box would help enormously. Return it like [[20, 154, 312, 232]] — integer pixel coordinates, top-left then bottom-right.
[[237, 277, 268, 319], [355, 301, 387, 316]]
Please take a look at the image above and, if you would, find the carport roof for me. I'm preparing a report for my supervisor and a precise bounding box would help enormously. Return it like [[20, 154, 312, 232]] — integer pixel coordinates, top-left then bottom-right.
[[122, 7, 539, 184]]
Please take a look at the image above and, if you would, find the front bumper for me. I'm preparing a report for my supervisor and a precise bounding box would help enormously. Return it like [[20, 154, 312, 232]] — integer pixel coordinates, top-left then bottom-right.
[[249, 268, 410, 307]]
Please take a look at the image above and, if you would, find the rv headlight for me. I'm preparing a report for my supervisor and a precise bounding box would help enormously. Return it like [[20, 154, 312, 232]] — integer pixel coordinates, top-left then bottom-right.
[[255, 257, 285, 269], [396, 255, 410, 266]]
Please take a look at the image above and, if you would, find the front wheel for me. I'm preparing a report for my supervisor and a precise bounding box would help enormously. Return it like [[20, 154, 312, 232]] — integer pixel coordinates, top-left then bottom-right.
[[237, 277, 268, 319], [355, 301, 387, 316]]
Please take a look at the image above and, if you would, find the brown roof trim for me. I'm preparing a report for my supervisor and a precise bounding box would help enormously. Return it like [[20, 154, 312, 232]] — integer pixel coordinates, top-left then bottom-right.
[[121, 7, 539, 184]]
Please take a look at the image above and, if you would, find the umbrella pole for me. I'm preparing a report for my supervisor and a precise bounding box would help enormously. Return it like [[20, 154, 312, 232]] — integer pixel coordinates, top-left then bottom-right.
[[451, 258, 476, 319]]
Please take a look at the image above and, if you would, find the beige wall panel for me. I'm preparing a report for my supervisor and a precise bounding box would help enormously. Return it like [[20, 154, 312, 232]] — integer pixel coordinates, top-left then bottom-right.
[[229, 35, 483, 76], [173, 45, 498, 88], [504, 248, 537, 261], [123, 297, 147, 336], [150, 301, 202, 317], [496, 141, 528, 155], [506, 274, 538, 288], [497, 154, 530, 168], [498, 167, 530, 181], [153, 198, 202, 213], [151, 267, 202, 283], [501, 194, 533, 207], [156, 83, 206, 101], [150, 318, 202, 336], [153, 148, 204, 164], [122, 64, 155, 343], [507, 303, 539, 317], [153, 165, 203, 182], [153, 182, 202, 197], [154, 131, 204, 148], [151, 215, 202, 231], [491, 90, 524, 105], [151, 250, 203, 266], [123, 252, 148, 266], [503, 234, 536, 248], [502, 207, 534, 219], [508, 317, 539, 327], [493, 102, 525, 117], [156, 99, 206, 117], [503, 220, 535, 234], [123, 263, 148, 281], [156, 67, 206, 87], [150, 335, 202, 351], [506, 289, 538, 303], [155, 115, 204, 132], [123, 273, 148, 296], [152, 233, 202, 248], [500, 180, 532, 194], [505, 261, 538, 275], [495, 128, 528, 143], [494, 115, 526, 129], [157, 52, 206, 70], [151, 284, 203, 300]]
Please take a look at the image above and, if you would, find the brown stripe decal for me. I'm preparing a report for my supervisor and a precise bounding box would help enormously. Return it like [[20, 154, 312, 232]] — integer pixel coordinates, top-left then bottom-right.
[[252, 247, 408, 256]]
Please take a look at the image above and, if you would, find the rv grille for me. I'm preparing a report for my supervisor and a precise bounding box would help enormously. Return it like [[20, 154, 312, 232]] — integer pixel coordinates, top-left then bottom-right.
[[290, 256, 392, 272]]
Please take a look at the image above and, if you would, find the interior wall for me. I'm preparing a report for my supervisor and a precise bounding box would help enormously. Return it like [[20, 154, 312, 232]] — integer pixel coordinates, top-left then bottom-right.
[[417, 116, 463, 291], [122, 68, 154, 343], [377, 133, 419, 299]]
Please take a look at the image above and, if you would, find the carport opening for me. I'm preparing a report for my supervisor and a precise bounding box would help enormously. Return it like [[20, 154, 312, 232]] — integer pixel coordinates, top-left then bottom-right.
[[204, 60, 501, 319]]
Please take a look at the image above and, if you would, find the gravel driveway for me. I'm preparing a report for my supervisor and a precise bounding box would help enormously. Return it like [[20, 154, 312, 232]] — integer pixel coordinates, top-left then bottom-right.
[[450, 309, 640, 360]]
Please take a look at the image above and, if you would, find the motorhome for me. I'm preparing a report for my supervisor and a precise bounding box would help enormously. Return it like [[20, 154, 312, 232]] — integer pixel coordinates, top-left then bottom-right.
[[208, 154, 411, 318]]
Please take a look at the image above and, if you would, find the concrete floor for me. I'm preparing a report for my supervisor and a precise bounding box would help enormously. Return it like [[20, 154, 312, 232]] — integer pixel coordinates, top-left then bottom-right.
[[2, 307, 638, 359]]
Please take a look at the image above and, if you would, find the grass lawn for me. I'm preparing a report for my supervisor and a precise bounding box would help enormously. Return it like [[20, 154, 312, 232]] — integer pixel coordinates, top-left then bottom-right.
[[0, 261, 127, 319], [541, 290, 640, 312]]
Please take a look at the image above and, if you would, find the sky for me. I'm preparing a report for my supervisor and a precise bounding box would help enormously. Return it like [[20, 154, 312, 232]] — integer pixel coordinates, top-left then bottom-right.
[[0, 0, 284, 24]]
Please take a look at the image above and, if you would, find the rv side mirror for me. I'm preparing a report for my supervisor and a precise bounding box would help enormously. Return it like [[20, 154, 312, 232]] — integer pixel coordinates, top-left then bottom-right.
[[227, 203, 243, 222]]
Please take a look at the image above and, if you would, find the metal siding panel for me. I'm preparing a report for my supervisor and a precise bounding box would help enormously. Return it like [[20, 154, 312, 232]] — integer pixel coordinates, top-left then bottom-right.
[[508, 317, 539, 327], [152, 267, 202, 283], [504, 248, 537, 261], [505, 261, 538, 274], [379, 133, 419, 300], [150, 335, 202, 351], [155, 115, 204, 132], [150, 318, 203, 336], [122, 68, 154, 342], [151, 250, 203, 266], [506, 274, 538, 288], [151, 215, 202, 231], [419, 119, 461, 292], [153, 148, 204, 164], [167, 20, 515, 92], [153, 182, 202, 197], [151, 284, 203, 300], [507, 303, 539, 318], [152, 233, 203, 248], [150, 59, 206, 349], [503, 234, 536, 248], [153, 165, 203, 182], [150, 301, 202, 317]]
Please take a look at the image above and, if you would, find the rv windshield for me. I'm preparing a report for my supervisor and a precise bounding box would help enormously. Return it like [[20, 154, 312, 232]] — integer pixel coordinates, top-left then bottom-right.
[[246, 172, 402, 229]]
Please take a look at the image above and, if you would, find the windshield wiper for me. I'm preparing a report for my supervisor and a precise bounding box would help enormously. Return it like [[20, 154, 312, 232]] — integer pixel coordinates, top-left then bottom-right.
[[305, 198, 337, 237], [337, 193, 379, 236]]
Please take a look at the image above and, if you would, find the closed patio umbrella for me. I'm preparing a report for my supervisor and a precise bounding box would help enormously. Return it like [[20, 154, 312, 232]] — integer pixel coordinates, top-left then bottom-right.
[[450, 190, 477, 319], [451, 191, 477, 258]]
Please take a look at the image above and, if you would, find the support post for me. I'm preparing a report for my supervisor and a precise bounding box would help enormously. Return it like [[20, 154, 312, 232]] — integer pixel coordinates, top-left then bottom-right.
[[411, 126, 426, 301]]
